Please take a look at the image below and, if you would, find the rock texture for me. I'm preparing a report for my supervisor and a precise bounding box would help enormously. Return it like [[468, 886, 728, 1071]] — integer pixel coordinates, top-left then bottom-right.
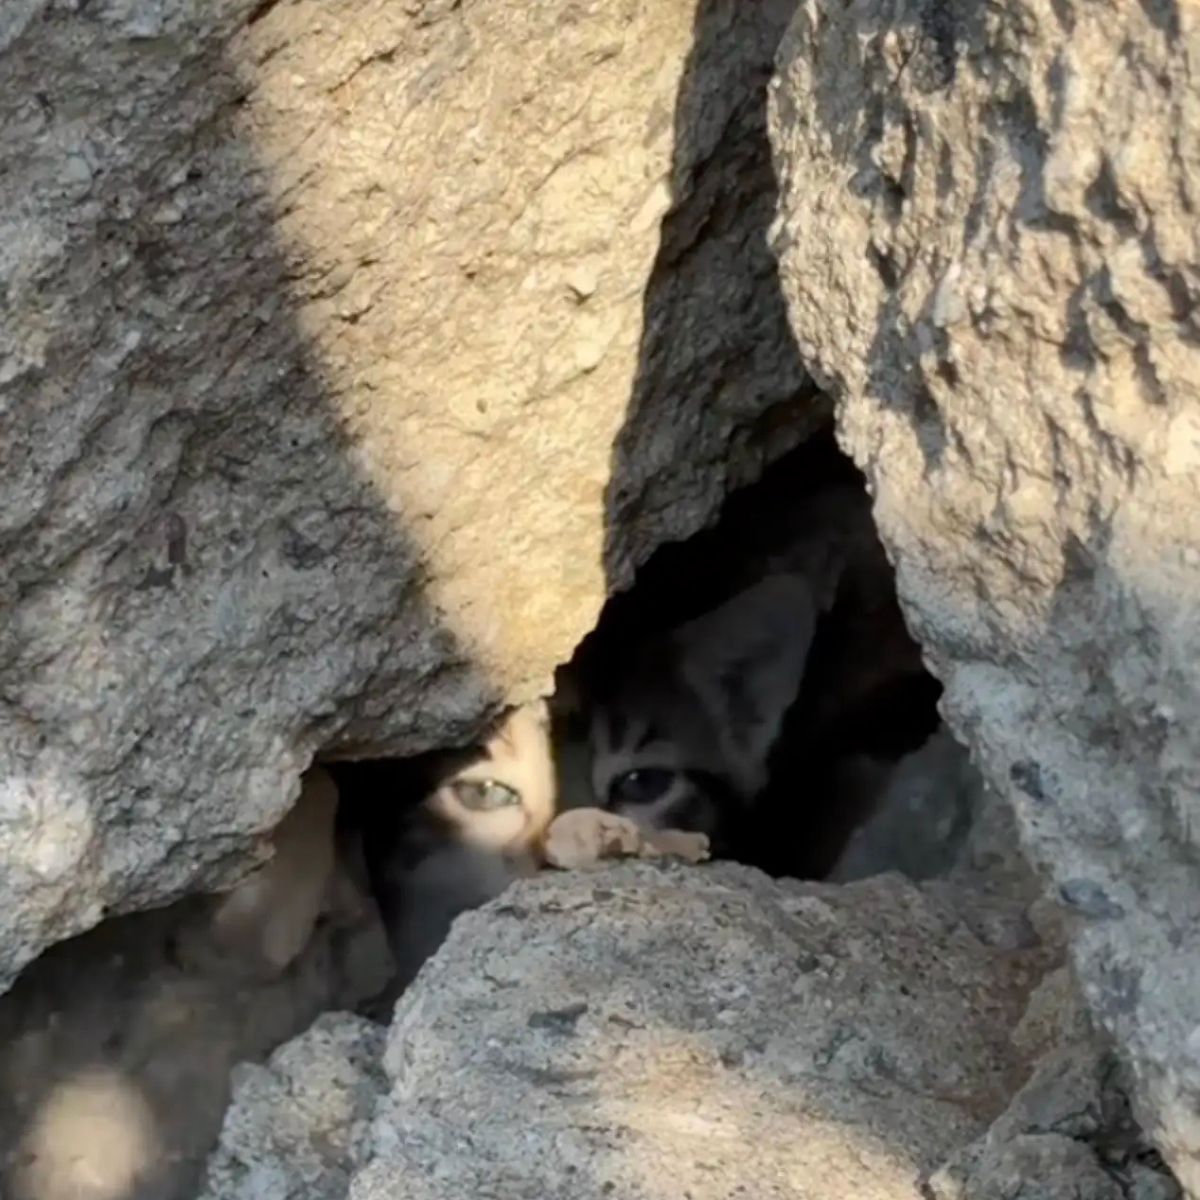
[[768, 0, 1200, 1188], [830, 729, 988, 884], [204, 862, 1050, 1200], [930, 970, 1181, 1200], [198, 1013, 385, 1200], [0, 0, 810, 988]]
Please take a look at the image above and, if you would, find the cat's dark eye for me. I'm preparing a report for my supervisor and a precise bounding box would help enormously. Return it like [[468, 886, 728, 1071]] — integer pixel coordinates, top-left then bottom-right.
[[452, 779, 522, 812], [609, 768, 677, 808]]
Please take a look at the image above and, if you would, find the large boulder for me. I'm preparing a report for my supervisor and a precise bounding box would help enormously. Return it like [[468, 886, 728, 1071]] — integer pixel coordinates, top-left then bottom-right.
[[768, 0, 1200, 1187], [202, 862, 1051, 1200], [0, 0, 808, 988]]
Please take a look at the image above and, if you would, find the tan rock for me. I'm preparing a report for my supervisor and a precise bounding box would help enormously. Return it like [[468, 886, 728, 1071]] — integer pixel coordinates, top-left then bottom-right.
[[197, 864, 1048, 1200], [0, 0, 809, 988]]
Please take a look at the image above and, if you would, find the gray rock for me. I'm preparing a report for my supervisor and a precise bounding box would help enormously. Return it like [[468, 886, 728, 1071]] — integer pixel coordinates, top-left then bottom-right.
[[197, 1013, 386, 1200], [0, 0, 810, 988], [829, 730, 989, 884], [929, 970, 1181, 1200], [332, 863, 1042, 1199], [768, 0, 1200, 1186], [933, 1135, 1126, 1200]]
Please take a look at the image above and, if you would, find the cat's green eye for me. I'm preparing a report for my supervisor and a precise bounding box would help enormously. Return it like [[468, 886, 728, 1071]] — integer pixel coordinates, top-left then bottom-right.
[[452, 779, 522, 812]]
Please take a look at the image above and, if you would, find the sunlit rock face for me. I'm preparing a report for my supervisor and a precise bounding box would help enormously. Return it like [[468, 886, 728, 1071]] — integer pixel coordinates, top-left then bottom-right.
[[768, 0, 1200, 1187], [0, 0, 812, 988], [203, 863, 1049, 1200]]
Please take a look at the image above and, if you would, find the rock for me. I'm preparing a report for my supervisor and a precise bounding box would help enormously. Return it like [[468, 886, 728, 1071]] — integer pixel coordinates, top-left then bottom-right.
[[768, 0, 1200, 1186], [934, 1135, 1126, 1200], [830, 731, 1051, 958], [0, 0, 810, 988], [929, 970, 1182, 1200], [829, 730, 988, 884], [197, 1013, 386, 1200], [283, 862, 1045, 1199]]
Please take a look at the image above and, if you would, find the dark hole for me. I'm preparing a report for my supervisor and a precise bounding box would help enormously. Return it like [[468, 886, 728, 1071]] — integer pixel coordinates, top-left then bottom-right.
[[567, 420, 943, 881]]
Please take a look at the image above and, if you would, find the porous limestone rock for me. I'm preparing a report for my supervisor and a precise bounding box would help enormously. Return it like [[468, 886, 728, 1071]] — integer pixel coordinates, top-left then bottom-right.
[[0, 0, 810, 988], [768, 0, 1200, 1187], [204, 862, 1050, 1200]]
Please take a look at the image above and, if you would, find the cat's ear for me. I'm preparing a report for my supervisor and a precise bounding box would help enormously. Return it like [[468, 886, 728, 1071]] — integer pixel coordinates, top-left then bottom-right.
[[673, 574, 816, 795]]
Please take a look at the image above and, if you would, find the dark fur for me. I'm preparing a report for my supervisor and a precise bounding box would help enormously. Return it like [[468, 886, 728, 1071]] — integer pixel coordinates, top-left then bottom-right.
[[573, 429, 943, 881]]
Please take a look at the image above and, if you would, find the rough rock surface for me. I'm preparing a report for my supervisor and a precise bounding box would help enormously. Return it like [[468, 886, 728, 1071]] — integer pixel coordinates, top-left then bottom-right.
[[204, 862, 1050, 1200], [768, 0, 1200, 1186], [930, 970, 1182, 1200], [198, 1013, 386, 1200], [0, 0, 810, 988], [830, 729, 990, 884]]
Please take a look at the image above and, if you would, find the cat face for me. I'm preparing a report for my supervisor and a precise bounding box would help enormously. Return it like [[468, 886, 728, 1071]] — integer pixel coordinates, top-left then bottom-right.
[[586, 574, 818, 850], [420, 700, 558, 859]]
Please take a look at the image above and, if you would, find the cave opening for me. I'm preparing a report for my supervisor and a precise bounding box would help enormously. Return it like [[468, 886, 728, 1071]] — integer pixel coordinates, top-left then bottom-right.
[[0, 423, 970, 1200], [558, 421, 947, 882], [329, 421, 956, 955]]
